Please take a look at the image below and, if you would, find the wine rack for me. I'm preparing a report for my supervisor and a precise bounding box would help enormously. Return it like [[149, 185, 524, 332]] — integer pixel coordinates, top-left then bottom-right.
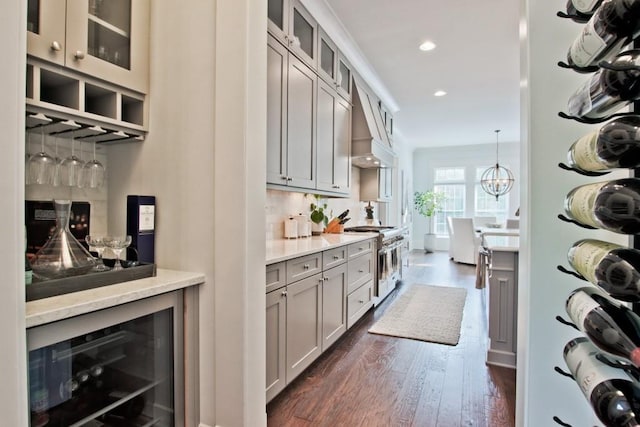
[[553, 2, 640, 426]]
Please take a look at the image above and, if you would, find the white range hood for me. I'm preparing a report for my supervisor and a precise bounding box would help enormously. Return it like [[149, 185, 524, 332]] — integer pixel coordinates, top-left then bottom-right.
[[351, 78, 395, 168]]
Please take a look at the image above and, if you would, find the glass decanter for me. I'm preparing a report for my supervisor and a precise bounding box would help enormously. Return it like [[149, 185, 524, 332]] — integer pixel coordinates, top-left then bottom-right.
[[31, 200, 96, 280]]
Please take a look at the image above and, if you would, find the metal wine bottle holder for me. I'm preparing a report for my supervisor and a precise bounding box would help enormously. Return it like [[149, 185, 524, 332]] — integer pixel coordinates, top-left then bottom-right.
[[553, 8, 640, 427]]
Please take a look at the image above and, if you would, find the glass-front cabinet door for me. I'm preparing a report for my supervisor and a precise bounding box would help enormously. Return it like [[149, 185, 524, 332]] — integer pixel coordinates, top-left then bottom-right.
[[66, 0, 150, 93], [27, 0, 149, 94], [27, 292, 183, 427]]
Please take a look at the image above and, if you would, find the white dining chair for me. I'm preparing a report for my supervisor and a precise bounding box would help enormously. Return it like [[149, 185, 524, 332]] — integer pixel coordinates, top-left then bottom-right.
[[450, 217, 482, 265]]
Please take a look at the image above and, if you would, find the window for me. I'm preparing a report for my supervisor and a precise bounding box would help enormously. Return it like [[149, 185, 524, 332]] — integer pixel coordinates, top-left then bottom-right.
[[433, 167, 465, 235], [475, 167, 509, 223]]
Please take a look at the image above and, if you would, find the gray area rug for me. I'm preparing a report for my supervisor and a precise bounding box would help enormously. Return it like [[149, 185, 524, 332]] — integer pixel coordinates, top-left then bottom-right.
[[368, 284, 467, 346]]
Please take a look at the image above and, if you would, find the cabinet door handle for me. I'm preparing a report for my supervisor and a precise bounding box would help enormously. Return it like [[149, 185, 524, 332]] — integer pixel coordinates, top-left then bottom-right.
[[358, 269, 364, 273], [333, 255, 339, 260], [358, 299, 364, 304], [74, 50, 85, 60], [281, 290, 287, 297], [286, 177, 293, 181], [303, 264, 309, 269], [332, 185, 340, 189], [281, 176, 288, 180], [324, 277, 329, 281], [50, 41, 62, 51]]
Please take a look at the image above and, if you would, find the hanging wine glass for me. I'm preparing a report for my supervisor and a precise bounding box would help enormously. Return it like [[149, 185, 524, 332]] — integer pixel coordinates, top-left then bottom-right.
[[58, 131, 84, 187], [79, 140, 105, 189], [26, 127, 56, 185], [52, 135, 62, 186]]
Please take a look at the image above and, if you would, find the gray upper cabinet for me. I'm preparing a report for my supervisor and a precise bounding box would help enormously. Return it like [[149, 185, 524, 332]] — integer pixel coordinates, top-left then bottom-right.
[[316, 79, 351, 195], [267, 35, 316, 189], [318, 28, 337, 85], [336, 53, 353, 102], [267, 0, 318, 71], [27, 0, 150, 93]]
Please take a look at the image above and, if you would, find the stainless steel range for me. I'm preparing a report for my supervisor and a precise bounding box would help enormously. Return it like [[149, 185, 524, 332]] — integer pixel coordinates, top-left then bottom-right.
[[344, 225, 405, 306]]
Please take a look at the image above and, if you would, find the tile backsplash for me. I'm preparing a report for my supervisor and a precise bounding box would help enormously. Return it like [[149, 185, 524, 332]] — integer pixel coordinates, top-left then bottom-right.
[[266, 167, 382, 240]]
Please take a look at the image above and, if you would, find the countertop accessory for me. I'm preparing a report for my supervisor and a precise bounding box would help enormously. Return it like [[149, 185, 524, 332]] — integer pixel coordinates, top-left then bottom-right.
[[284, 216, 298, 239], [31, 199, 96, 280]]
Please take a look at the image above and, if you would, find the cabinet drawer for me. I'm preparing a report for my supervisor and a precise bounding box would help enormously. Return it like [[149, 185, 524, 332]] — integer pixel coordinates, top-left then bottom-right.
[[347, 280, 373, 329], [347, 239, 374, 260], [286, 253, 322, 284], [266, 262, 286, 293], [323, 246, 347, 270], [347, 253, 373, 294]]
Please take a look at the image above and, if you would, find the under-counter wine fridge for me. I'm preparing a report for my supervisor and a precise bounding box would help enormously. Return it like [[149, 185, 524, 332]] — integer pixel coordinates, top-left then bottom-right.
[[27, 292, 184, 427]]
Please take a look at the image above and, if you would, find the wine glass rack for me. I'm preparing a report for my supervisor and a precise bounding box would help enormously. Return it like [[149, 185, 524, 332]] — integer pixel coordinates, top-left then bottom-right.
[[553, 4, 640, 426]]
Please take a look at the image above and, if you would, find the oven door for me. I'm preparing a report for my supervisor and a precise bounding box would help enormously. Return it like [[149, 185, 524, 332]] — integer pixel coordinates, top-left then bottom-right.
[[377, 240, 403, 298]]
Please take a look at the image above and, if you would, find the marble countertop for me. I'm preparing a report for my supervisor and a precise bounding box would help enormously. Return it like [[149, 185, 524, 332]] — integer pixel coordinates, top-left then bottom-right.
[[266, 233, 378, 264], [483, 235, 520, 252], [26, 268, 205, 328]]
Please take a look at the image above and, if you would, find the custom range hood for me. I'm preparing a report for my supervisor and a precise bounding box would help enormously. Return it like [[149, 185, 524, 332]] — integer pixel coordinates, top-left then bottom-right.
[[351, 78, 395, 168]]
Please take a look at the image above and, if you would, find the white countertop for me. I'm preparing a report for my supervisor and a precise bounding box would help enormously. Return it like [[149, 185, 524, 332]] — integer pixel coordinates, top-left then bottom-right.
[[26, 268, 205, 328], [266, 233, 378, 264], [483, 235, 520, 252]]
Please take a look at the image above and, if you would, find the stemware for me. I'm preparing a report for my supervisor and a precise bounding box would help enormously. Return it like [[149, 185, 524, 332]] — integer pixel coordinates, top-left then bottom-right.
[[80, 140, 106, 189], [104, 235, 132, 271], [26, 128, 56, 185], [85, 235, 110, 272], [58, 132, 84, 187]]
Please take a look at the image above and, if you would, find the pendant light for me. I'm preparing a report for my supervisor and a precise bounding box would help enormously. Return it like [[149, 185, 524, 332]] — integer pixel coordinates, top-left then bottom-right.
[[480, 129, 514, 201]]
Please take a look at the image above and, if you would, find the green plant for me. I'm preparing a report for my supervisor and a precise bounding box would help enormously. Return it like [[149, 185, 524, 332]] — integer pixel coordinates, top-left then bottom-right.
[[414, 190, 446, 218], [308, 194, 329, 226], [414, 190, 446, 234]]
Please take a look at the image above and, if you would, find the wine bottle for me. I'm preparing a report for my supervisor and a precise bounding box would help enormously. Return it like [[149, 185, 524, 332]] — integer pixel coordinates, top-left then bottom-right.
[[568, 239, 640, 302], [568, 49, 640, 120], [564, 337, 640, 426], [567, 0, 640, 68], [566, 286, 640, 367], [566, 0, 604, 23], [564, 178, 640, 234], [567, 116, 640, 172]]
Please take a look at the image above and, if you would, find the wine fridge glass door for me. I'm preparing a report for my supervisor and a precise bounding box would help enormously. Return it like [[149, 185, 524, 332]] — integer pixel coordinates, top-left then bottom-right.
[[27, 291, 183, 427]]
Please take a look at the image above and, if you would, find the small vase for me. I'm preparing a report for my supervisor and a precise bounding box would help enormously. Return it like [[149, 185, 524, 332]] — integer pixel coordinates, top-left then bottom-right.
[[311, 222, 324, 235], [31, 200, 96, 280]]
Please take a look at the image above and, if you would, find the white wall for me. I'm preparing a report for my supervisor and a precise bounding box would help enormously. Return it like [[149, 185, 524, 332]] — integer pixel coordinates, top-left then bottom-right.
[[0, 1, 28, 425], [412, 143, 520, 250]]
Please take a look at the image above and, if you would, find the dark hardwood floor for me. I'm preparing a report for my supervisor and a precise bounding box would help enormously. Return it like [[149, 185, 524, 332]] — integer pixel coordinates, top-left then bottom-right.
[[267, 250, 516, 427]]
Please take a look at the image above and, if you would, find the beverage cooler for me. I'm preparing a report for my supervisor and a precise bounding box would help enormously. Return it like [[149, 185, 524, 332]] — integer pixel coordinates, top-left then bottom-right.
[[27, 292, 183, 427]]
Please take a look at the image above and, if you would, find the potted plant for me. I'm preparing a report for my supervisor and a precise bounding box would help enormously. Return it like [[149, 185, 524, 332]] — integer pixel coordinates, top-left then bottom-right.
[[309, 194, 329, 235], [414, 190, 446, 253]]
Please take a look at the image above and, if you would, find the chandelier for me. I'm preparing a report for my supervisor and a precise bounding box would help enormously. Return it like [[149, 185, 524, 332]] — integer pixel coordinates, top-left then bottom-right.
[[480, 129, 514, 201]]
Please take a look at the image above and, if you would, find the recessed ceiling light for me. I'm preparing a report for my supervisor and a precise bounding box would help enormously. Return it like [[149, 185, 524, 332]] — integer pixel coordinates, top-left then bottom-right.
[[419, 41, 436, 51], [373, 160, 380, 165], [434, 90, 447, 97], [365, 157, 372, 161]]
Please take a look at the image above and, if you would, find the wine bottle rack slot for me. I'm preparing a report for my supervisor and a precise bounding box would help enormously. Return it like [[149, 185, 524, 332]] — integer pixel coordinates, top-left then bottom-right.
[[26, 57, 147, 138]]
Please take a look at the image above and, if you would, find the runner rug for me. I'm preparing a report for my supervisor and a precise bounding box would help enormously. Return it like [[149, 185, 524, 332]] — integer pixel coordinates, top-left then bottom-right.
[[368, 284, 467, 346]]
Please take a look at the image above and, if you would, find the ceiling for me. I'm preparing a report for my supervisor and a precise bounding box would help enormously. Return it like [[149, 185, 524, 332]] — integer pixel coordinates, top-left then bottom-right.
[[322, 0, 521, 150]]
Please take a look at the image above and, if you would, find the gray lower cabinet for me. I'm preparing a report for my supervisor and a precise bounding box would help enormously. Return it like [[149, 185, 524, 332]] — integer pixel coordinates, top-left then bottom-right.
[[321, 263, 347, 351], [266, 286, 287, 402], [286, 273, 323, 383], [487, 250, 518, 369], [265, 238, 375, 401]]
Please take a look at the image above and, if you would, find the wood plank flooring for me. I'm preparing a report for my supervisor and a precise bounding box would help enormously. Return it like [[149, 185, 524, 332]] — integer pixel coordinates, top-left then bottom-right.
[[267, 250, 516, 427]]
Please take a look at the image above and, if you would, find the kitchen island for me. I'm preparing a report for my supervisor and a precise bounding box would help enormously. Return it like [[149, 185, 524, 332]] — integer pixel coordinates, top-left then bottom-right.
[[483, 235, 519, 369]]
